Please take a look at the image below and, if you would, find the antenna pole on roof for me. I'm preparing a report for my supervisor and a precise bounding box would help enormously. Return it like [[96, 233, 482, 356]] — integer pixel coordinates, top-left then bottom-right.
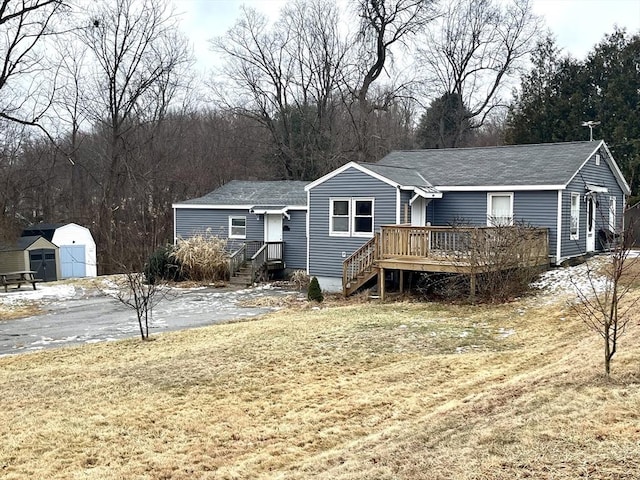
[[581, 120, 601, 141]]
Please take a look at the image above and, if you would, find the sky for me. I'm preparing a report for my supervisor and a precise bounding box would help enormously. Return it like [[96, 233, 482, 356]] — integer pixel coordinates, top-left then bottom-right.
[[176, 0, 640, 75]]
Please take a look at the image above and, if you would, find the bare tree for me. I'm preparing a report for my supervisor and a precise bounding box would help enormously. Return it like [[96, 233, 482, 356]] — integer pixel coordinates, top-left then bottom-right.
[[112, 270, 165, 341], [76, 0, 192, 271], [416, 0, 541, 147], [0, 0, 67, 133], [569, 227, 640, 377], [349, 0, 437, 160], [211, 0, 348, 179]]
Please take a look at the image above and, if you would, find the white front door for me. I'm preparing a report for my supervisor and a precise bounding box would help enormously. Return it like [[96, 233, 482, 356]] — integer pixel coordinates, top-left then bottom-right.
[[411, 197, 427, 226], [265, 214, 283, 259], [586, 196, 596, 252]]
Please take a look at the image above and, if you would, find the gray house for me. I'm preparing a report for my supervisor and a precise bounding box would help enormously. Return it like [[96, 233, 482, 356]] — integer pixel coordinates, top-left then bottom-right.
[[173, 180, 308, 272], [305, 140, 630, 291], [174, 141, 630, 293]]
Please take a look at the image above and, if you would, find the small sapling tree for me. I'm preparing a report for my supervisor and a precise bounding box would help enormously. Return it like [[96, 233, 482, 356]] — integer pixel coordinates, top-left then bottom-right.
[[569, 226, 640, 377]]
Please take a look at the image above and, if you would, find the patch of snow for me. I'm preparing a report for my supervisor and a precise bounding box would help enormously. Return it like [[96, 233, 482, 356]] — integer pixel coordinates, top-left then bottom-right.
[[531, 256, 611, 299], [0, 284, 76, 305]]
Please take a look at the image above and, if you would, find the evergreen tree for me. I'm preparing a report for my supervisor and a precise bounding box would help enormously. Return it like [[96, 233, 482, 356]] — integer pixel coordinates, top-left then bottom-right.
[[506, 29, 640, 198], [416, 93, 474, 149]]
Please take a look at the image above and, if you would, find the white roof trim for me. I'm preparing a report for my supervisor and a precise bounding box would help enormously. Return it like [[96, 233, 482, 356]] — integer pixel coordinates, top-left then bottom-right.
[[173, 203, 307, 210], [249, 206, 291, 219], [410, 187, 442, 202], [601, 141, 632, 195], [565, 140, 631, 195], [437, 185, 565, 192], [304, 161, 400, 191]]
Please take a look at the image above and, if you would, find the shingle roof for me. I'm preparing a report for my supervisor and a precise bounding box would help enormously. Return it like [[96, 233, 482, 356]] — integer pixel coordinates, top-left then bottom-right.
[[177, 180, 308, 206], [360, 163, 432, 188], [376, 141, 601, 187], [17, 236, 42, 250]]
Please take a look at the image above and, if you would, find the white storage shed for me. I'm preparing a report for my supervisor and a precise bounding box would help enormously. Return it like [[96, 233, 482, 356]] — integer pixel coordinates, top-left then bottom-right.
[[21, 223, 97, 278]]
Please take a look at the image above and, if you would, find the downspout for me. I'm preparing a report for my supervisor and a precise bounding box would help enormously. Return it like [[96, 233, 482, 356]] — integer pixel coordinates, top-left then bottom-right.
[[556, 190, 563, 264], [306, 190, 310, 274]]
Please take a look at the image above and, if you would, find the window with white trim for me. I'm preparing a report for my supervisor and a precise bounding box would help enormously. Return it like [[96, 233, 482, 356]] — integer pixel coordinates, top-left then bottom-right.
[[353, 199, 373, 236], [229, 216, 246, 239], [330, 198, 350, 236], [595, 153, 601, 166], [329, 198, 374, 237], [487, 193, 513, 226], [570, 192, 580, 240], [609, 196, 616, 232]]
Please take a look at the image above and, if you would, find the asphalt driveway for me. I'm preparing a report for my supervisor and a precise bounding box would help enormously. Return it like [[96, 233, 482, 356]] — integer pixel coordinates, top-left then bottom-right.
[[0, 283, 299, 356]]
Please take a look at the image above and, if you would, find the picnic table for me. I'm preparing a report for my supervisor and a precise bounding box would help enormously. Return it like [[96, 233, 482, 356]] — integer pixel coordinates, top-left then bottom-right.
[[0, 271, 42, 293]]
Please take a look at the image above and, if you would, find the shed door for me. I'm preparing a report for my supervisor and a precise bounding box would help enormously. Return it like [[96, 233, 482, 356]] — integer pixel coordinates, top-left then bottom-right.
[[60, 245, 86, 278], [30, 249, 57, 282]]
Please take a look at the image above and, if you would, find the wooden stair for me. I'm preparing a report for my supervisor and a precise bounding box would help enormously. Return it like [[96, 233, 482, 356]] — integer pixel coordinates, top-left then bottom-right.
[[229, 265, 254, 287], [343, 236, 379, 296]]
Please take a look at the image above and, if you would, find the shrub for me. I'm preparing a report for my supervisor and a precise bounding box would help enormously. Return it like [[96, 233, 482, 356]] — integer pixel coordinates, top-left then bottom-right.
[[172, 235, 229, 282], [144, 245, 182, 284], [289, 269, 310, 290], [307, 276, 323, 302]]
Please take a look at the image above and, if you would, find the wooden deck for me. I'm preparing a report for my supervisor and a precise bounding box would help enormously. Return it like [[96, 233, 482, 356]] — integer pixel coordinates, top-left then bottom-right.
[[343, 225, 549, 298]]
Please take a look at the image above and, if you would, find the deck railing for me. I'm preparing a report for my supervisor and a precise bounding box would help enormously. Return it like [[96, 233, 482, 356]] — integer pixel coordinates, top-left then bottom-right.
[[229, 241, 285, 280], [342, 236, 378, 289], [379, 225, 549, 265]]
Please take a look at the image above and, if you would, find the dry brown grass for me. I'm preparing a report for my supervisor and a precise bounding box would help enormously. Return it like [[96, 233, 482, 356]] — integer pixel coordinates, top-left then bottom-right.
[[0, 303, 41, 320], [1, 292, 640, 479]]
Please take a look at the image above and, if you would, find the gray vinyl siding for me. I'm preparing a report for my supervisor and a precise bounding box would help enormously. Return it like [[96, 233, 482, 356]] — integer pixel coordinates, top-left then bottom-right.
[[429, 192, 487, 225], [428, 190, 558, 259], [283, 210, 307, 269], [308, 167, 397, 278], [174, 208, 264, 251], [561, 147, 625, 259], [513, 191, 558, 260]]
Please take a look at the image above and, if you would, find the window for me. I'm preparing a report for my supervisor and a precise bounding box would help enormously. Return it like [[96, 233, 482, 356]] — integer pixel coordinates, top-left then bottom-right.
[[609, 196, 616, 232], [330, 199, 350, 235], [487, 193, 513, 226], [329, 198, 374, 237], [570, 192, 580, 240], [595, 153, 601, 166], [229, 216, 246, 239], [353, 199, 373, 236]]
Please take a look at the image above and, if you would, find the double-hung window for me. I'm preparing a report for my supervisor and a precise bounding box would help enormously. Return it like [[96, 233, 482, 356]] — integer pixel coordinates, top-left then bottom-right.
[[330, 198, 374, 237], [487, 193, 513, 227], [229, 216, 247, 239], [570, 193, 580, 240], [330, 199, 350, 236]]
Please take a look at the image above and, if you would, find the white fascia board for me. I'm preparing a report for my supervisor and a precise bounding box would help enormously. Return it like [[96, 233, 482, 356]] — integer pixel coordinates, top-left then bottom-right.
[[305, 162, 400, 191], [565, 140, 632, 196], [601, 141, 632, 195], [411, 186, 443, 199], [172, 203, 307, 210], [437, 185, 565, 192]]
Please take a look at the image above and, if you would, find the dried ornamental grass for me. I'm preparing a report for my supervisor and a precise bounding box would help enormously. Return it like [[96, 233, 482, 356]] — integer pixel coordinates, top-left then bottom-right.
[[172, 235, 229, 282]]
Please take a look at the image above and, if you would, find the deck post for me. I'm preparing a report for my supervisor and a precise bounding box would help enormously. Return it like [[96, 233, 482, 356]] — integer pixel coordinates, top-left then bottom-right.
[[470, 273, 476, 302], [379, 267, 385, 301], [399, 270, 404, 294]]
